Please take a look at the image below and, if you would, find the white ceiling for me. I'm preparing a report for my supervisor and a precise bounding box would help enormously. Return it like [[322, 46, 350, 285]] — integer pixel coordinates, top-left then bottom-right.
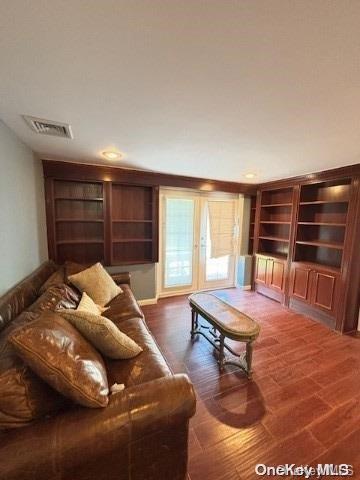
[[0, 1, 359, 183]]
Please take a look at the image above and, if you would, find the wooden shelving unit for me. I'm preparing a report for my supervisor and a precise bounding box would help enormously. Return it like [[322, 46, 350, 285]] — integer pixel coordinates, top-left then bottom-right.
[[248, 196, 256, 254], [294, 179, 350, 270], [110, 184, 158, 265], [53, 180, 105, 263], [46, 179, 159, 266], [253, 187, 294, 303], [257, 187, 293, 258]]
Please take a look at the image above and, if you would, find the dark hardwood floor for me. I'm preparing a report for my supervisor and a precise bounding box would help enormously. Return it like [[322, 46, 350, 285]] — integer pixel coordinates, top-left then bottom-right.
[[142, 289, 360, 480]]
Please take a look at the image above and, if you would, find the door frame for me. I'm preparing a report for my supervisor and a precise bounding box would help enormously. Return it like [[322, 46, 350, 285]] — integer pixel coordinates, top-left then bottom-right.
[[197, 195, 239, 290], [157, 187, 239, 298]]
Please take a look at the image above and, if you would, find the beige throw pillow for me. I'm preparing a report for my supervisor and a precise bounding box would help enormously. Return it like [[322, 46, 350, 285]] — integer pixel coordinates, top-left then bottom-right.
[[60, 310, 143, 360], [77, 292, 109, 315], [68, 262, 122, 306]]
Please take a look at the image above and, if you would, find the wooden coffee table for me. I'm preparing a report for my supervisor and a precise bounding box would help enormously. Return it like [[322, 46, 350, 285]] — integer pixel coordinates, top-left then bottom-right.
[[189, 292, 260, 378]]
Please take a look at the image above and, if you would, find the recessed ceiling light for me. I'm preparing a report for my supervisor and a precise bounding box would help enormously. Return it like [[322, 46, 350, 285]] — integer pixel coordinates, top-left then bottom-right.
[[245, 173, 256, 179], [102, 150, 123, 161]]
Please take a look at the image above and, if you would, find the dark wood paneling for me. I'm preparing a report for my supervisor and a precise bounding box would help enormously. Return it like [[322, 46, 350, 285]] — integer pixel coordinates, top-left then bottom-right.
[[311, 271, 338, 315], [289, 263, 339, 320], [254, 254, 286, 302], [42, 159, 256, 194], [267, 259, 285, 292], [289, 297, 336, 329], [258, 163, 360, 190], [336, 175, 360, 332], [290, 263, 312, 302], [255, 256, 267, 284], [254, 282, 284, 303]]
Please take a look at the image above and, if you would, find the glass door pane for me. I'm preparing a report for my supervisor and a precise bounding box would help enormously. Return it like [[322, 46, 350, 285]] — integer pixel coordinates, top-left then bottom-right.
[[163, 197, 195, 289], [205, 219, 231, 281], [199, 198, 237, 289]]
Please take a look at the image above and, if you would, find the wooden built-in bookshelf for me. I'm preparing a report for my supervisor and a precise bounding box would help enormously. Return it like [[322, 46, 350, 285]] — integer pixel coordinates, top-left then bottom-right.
[[110, 184, 157, 264], [294, 179, 350, 270], [248, 196, 256, 254], [46, 179, 159, 265], [252, 170, 360, 333], [53, 180, 105, 263], [257, 187, 293, 259]]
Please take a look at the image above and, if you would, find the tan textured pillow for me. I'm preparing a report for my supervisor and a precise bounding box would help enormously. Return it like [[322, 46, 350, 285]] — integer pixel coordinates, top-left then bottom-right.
[[68, 262, 122, 306], [60, 310, 143, 360], [77, 292, 109, 315], [10, 312, 109, 408]]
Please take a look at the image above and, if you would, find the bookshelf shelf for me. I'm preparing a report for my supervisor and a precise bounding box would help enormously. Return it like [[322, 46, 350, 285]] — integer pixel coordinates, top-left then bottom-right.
[[296, 240, 344, 250], [294, 179, 351, 270], [256, 187, 293, 259]]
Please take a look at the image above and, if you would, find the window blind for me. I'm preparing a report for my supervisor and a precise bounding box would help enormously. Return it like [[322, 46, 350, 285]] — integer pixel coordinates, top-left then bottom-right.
[[207, 200, 236, 259]]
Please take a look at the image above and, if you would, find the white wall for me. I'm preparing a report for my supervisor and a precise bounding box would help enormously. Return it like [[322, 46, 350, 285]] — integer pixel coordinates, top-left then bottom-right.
[[236, 195, 253, 288], [0, 120, 48, 295], [107, 263, 156, 301]]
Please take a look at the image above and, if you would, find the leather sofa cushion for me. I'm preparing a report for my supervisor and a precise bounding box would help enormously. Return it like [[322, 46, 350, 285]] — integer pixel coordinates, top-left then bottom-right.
[[27, 284, 80, 314], [0, 312, 66, 429], [0, 261, 57, 332], [10, 312, 109, 408], [68, 263, 122, 306], [60, 309, 143, 359], [38, 266, 65, 294], [64, 260, 89, 280], [105, 284, 144, 324], [105, 317, 171, 388]]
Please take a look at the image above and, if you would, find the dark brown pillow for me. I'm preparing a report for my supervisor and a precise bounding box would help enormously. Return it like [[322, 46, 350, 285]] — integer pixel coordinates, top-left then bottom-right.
[[0, 312, 65, 429], [38, 266, 66, 295], [10, 312, 109, 408], [27, 284, 80, 314]]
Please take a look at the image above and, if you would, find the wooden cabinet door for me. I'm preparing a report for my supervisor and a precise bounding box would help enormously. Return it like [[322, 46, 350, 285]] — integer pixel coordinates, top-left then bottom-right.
[[255, 256, 267, 284], [310, 270, 338, 316], [290, 263, 312, 303], [266, 259, 285, 292]]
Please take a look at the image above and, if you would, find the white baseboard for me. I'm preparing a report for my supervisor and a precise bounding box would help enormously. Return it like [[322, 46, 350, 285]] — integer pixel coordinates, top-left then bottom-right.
[[241, 285, 252, 290], [138, 297, 158, 306]]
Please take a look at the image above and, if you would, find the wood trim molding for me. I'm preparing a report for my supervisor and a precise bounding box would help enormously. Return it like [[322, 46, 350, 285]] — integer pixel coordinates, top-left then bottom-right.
[[42, 159, 256, 195], [42, 159, 359, 195], [258, 163, 360, 190]]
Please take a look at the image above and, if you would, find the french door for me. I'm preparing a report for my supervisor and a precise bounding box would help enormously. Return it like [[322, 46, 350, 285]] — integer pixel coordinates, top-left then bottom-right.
[[159, 189, 238, 296]]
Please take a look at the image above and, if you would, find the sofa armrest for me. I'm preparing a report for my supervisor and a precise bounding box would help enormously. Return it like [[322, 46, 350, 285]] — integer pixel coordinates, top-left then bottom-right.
[[0, 374, 196, 480], [111, 271, 131, 286]]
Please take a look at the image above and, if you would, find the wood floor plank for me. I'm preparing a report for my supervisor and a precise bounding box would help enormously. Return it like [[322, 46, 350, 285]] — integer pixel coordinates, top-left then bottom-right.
[[262, 395, 331, 439], [236, 430, 325, 479], [311, 428, 360, 474], [309, 397, 360, 449], [142, 289, 360, 479]]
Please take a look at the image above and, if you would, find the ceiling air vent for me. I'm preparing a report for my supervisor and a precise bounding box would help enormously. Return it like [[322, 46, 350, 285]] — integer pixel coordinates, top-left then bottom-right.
[[23, 115, 73, 139]]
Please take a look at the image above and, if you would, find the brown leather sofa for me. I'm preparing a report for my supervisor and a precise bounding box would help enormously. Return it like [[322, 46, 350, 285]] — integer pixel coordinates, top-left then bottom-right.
[[0, 261, 196, 480]]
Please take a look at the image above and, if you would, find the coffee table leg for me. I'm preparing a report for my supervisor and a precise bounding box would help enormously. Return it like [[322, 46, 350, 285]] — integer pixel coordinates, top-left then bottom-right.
[[246, 341, 253, 378], [191, 309, 196, 339], [218, 334, 225, 372]]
